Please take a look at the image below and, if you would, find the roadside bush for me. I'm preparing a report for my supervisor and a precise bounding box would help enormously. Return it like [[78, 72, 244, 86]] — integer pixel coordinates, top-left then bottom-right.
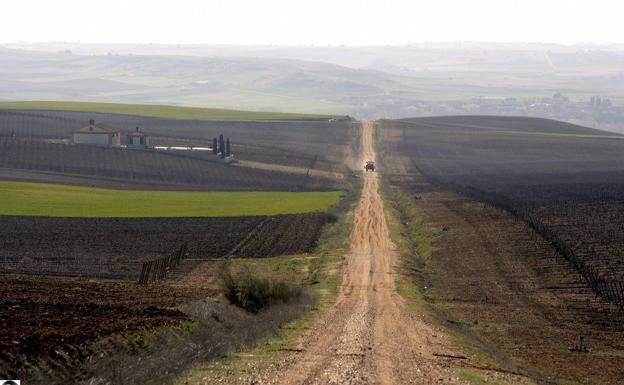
[[324, 212, 338, 224], [219, 267, 303, 313]]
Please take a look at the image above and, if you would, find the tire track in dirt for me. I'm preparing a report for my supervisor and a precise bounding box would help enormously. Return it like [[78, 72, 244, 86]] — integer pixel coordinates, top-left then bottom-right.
[[258, 121, 469, 384]]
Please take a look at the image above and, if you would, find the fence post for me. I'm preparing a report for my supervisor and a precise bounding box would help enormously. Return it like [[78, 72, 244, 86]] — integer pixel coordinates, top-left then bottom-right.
[[145, 261, 154, 283], [160, 258, 166, 279], [139, 262, 147, 284], [156, 259, 163, 280], [143, 260, 151, 284], [137, 243, 189, 284], [148, 260, 155, 283]]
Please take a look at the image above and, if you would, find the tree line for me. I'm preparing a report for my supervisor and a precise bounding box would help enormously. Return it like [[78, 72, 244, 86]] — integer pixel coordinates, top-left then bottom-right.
[[212, 134, 232, 159]]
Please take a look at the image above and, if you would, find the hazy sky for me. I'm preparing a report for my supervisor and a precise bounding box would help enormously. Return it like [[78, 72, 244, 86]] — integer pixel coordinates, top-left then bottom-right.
[[2, 0, 623, 45]]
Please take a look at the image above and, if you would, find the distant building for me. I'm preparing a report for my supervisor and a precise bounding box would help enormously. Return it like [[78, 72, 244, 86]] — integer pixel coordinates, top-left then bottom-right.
[[72, 120, 121, 146], [473, 96, 517, 106], [127, 126, 149, 148]]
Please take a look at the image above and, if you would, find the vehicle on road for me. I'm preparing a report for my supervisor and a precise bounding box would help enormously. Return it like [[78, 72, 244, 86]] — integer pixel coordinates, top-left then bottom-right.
[[365, 160, 375, 172]]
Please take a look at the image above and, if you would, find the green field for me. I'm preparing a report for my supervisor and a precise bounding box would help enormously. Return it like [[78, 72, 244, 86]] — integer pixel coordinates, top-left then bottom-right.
[[0, 181, 341, 217], [0, 101, 346, 121]]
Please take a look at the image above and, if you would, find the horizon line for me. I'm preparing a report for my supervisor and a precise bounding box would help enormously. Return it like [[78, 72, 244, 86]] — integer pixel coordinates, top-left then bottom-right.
[[3, 40, 624, 48]]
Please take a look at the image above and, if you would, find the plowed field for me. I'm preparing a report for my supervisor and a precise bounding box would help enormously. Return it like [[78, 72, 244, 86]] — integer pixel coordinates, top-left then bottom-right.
[[0, 213, 327, 280]]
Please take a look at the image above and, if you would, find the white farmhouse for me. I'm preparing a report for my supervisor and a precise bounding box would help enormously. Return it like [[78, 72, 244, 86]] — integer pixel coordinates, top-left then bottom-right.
[[72, 120, 121, 146]]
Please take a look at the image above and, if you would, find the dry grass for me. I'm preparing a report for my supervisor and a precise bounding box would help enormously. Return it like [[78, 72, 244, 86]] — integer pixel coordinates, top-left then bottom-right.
[[83, 298, 311, 385]]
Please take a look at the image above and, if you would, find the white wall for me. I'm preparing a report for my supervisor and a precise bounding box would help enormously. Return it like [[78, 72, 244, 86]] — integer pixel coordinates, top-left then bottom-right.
[[73, 132, 111, 145]]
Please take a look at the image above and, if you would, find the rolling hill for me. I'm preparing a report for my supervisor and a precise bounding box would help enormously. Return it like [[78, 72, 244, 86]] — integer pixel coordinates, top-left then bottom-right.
[[0, 101, 344, 121]]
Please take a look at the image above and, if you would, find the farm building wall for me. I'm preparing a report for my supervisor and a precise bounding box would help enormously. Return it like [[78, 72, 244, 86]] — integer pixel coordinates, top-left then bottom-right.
[[72, 132, 121, 146], [73, 132, 112, 146], [128, 135, 148, 147]]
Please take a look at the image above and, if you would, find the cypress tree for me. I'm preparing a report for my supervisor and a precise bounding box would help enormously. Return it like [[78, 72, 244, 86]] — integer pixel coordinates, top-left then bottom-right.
[[212, 138, 218, 154], [226, 138, 231, 157], [219, 134, 225, 159]]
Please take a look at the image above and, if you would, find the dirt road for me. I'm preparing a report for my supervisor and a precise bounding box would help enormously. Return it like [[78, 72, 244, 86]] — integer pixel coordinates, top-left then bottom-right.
[[260, 121, 467, 384]]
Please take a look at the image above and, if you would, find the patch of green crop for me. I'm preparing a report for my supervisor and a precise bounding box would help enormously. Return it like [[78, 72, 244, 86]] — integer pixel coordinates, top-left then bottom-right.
[[0, 101, 347, 121], [0, 181, 341, 217], [593, 349, 624, 358], [456, 368, 510, 385], [492, 129, 624, 140]]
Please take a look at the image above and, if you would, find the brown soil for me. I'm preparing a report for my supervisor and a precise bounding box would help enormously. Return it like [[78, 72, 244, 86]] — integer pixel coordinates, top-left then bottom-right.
[[0, 275, 214, 378], [406, 187, 624, 385]]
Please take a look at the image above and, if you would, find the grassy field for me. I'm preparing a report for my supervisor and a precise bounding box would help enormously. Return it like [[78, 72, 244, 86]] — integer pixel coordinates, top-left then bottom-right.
[[493, 129, 624, 139], [0, 101, 346, 121], [0, 181, 341, 217]]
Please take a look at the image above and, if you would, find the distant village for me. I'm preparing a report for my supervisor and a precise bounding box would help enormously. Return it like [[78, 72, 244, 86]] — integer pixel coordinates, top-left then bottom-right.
[[359, 94, 624, 133]]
